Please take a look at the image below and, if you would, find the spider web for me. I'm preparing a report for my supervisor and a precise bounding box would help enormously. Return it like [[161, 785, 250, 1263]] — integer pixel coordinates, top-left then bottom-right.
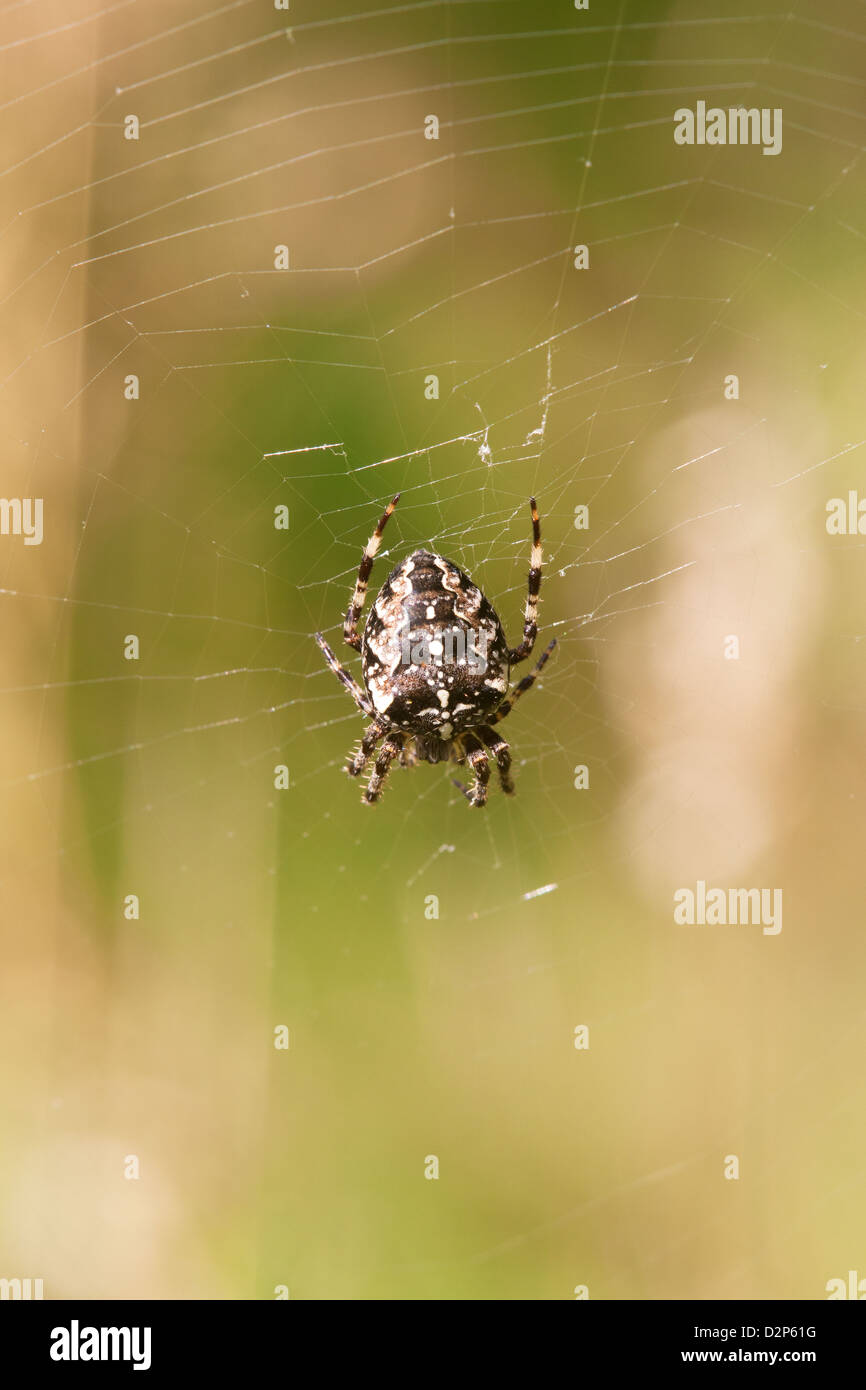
[[2, 0, 865, 1299]]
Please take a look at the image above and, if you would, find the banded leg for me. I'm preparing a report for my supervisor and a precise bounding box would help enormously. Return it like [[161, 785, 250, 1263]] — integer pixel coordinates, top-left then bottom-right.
[[347, 720, 387, 777], [344, 493, 400, 651], [363, 733, 404, 805], [399, 739, 419, 768], [479, 724, 514, 795], [451, 733, 491, 809], [315, 632, 373, 716], [507, 496, 543, 664], [488, 637, 557, 727]]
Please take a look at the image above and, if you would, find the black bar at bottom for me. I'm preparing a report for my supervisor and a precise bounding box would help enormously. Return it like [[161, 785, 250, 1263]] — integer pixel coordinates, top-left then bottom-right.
[[1, 1298, 861, 1375]]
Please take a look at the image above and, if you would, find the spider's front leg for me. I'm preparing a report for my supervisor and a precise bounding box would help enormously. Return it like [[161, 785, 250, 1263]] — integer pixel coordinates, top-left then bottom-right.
[[347, 720, 388, 777], [363, 733, 404, 805], [479, 724, 515, 795], [451, 733, 491, 809], [399, 739, 419, 768]]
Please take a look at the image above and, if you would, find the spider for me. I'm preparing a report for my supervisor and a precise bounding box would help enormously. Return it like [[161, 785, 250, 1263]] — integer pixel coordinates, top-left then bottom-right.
[[315, 495, 556, 808]]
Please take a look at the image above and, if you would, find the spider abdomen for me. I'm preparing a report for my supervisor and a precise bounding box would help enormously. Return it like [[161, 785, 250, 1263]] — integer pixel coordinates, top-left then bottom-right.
[[361, 549, 510, 737]]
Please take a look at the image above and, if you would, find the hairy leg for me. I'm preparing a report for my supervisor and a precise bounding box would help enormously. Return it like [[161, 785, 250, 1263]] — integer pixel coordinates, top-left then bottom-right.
[[451, 732, 491, 809], [344, 493, 400, 651], [315, 632, 374, 716], [478, 724, 514, 795], [363, 734, 404, 805], [488, 637, 557, 726], [507, 497, 543, 664], [347, 721, 388, 777]]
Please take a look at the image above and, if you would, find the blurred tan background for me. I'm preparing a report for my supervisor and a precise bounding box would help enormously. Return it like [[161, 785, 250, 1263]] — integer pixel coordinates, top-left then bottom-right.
[[1, 0, 865, 1298]]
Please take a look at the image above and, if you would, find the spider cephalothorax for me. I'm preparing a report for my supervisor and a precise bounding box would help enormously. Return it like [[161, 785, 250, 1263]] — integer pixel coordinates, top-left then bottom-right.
[[315, 495, 555, 808]]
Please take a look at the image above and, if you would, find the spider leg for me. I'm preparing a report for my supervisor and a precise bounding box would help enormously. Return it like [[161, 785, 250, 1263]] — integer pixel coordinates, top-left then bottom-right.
[[451, 733, 490, 809], [315, 632, 374, 717], [507, 497, 544, 665], [400, 738, 419, 768], [347, 720, 388, 777], [478, 724, 515, 795], [363, 733, 404, 805], [488, 637, 557, 727], [344, 493, 400, 652]]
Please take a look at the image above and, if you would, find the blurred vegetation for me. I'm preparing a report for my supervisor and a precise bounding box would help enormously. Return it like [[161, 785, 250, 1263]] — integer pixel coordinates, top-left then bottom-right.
[[0, 0, 864, 1299]]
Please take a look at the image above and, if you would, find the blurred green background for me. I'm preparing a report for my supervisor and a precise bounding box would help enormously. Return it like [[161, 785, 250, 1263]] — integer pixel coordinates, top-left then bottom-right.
[[1, 0, 865, 1298]]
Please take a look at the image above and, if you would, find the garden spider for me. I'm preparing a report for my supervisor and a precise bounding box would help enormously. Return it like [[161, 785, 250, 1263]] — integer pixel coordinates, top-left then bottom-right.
[[315, 495, 555, 807]]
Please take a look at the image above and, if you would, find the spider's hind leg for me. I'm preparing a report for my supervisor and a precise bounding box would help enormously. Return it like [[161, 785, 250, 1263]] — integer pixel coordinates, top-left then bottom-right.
[[507, 497, 544, 665], [488, 637, 557, 727], [344, 493, 400, 652], [315, 632, 374, 717]]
